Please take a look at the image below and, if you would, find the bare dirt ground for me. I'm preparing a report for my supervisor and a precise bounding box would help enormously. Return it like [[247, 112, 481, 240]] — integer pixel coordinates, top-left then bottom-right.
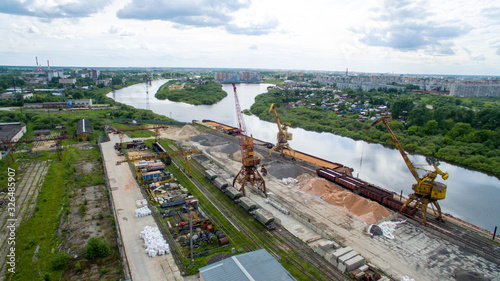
[[59, 184, 122, 281], [185, 128, 500, 281]]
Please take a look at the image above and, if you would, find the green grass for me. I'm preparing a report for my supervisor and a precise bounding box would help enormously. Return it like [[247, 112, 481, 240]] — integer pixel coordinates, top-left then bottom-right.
[[10, 150, 74, 280]]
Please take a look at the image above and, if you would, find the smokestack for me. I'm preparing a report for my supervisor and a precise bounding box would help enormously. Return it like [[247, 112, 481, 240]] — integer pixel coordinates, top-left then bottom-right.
[[36, 57, 39, 71], [47, 60, 50, 71]]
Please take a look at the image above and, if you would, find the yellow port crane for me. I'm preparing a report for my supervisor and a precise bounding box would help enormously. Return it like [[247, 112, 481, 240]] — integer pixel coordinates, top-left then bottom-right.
[[268, 103, 295, 159], [366, 116, 449, 226]]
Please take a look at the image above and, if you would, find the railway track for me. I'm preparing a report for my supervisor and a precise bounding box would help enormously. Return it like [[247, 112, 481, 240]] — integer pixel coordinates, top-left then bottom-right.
[[424, 213, 500, 262], [173, 153, 349, 281]]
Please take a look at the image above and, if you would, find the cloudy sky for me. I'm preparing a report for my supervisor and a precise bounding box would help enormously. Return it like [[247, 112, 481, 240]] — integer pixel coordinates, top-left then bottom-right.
[[1, 0, 499, 75]]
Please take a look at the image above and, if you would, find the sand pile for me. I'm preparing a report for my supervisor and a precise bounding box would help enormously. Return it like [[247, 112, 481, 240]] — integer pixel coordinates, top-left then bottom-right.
[[177, 124, 202, 139], [300, 178, 392, 224]]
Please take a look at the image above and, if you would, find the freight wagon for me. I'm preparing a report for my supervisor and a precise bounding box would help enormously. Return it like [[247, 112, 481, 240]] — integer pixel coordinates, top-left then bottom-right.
[[238, 197, 258, 212], [382, 197, 417, 216], [317, 168, 417, 217], [224, 186, 242, 200], [204, 169, 218, 181], [213, 177, 228, 190], [254, 209, 275, 228]]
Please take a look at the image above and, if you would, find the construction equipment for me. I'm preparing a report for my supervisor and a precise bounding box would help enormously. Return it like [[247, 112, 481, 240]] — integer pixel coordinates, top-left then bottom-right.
[[268, 103, 295, 159], [366, 116, 449, 226], [231, 83, 266, 197]]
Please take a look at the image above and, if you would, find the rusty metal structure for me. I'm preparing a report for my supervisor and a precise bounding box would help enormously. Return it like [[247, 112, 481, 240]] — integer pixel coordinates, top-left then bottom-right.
[[268, 103, 295, 159], [366, 116, 449, 225], [231, 83, 266, 196], [116, 148, 201, 165]]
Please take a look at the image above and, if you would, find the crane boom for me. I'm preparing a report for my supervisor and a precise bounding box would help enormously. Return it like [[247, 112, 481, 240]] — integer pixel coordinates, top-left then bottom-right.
[[232, 83, 266, 196], [268, 103, 294, 159], [366, 116, 419, 181], [366, 116, 449, 225]]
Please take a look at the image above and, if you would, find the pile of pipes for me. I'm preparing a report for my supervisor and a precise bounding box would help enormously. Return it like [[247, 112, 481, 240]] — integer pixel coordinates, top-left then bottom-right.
[[265, 198, 290, 215], [140, 226, 170, 257], [136, 199, 147, 208], [135, 206, 152, 217]]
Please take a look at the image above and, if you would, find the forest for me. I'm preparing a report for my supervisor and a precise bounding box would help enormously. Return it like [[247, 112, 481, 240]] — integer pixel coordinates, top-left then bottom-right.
[[155, 80, 227, 105], [249, 88, 500, 178]]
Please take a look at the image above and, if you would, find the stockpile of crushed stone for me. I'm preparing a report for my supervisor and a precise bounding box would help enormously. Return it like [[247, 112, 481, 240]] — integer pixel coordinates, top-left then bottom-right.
[[220, 143, 240, 154], [267, 162, 308, 179], [190, 134, 228, 146], [300, 177, 392, 224]]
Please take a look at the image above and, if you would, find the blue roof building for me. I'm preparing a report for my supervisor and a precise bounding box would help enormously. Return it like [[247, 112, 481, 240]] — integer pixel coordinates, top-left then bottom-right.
[[199, 249, 296, 281]]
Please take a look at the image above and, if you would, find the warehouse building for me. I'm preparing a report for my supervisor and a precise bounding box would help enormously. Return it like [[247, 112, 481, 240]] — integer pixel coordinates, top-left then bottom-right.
[[76, 119, 92, 140], [199, 249, 296, 281]]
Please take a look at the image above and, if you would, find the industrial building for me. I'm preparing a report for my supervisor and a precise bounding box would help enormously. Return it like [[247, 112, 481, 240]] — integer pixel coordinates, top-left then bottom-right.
[[199, 249, 296, 281], [76, 119, 92, 140], [0, 122, 27, 143]]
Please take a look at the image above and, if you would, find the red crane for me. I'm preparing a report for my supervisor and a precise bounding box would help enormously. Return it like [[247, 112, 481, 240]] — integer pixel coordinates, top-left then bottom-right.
[[232, 83, 266, 196]]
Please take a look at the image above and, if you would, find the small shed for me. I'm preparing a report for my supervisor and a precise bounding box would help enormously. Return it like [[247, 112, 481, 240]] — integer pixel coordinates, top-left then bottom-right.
[[199, 249, 296, 281], [76, 119, 92, 141]]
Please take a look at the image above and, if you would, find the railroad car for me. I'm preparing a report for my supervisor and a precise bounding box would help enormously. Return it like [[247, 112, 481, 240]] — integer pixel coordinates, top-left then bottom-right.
[[382, 197, 417, 216], [213, 177, 228, 190], [204, 169, 218, 181], [224, 186, 242, 200], [358, 185, 393, 203], [238, 197, 259, 212], [254, 208, 275, 228]]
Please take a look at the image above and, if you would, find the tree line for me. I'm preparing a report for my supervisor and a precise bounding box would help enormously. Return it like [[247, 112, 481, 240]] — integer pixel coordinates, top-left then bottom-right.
[[250, 89, 500, 178]]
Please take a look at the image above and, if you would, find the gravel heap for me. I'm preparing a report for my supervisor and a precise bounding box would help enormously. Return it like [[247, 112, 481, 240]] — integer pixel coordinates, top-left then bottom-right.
[[190, 134, 228, 146], [267, 162, 309, 179]]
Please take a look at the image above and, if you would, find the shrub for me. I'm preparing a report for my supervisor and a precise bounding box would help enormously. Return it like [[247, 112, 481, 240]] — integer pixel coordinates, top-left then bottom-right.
[[85, 237, 111, 260], [50, 251, 71, 270], [75, 262, 82, 272]]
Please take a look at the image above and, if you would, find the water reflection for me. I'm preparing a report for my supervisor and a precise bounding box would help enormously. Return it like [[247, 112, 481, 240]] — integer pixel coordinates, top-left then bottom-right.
[[108, 81, 500, 231]]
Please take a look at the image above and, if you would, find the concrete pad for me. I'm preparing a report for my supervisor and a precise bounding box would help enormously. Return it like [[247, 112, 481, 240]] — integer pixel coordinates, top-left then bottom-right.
[[101, 134, 184, 281]]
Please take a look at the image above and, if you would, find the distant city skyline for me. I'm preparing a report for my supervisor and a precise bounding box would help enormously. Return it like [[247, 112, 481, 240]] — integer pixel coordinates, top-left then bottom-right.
[[1, 0, 499, 76]]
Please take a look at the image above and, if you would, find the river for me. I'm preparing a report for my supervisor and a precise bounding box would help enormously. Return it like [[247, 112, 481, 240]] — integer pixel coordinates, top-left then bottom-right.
[[108, 80, 500, 232]]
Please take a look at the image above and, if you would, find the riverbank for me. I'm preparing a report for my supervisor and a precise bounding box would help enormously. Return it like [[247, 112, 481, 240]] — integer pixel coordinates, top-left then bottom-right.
[[249, 91, 500, 179]]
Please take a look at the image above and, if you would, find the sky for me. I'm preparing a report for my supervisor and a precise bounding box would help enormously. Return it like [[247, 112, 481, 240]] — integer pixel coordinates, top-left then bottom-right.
[[0, 0, 499, 75]]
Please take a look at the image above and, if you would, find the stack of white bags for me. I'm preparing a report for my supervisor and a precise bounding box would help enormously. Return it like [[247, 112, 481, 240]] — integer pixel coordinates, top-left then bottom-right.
[[140, 226, 170, 257], [136, 199, 147, 208], [135, 206, 152, 217]]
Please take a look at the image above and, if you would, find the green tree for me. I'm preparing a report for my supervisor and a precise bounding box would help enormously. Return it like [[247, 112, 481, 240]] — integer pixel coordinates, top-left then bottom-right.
[[424, 120, 439, 135], [85, 237, 111, 260]]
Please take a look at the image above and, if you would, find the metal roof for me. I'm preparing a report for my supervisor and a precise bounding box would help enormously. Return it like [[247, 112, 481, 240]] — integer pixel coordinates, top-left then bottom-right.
[[76, 119, 92, 135], [199, 249, 296, 281]]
